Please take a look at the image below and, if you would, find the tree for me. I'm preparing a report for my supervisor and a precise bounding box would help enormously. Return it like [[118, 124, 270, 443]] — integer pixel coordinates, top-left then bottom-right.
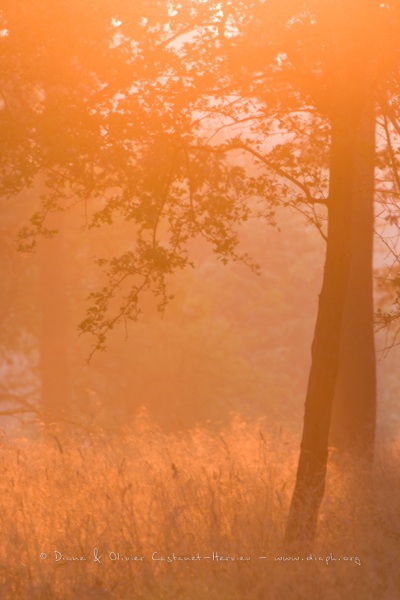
[[38, 209, 70, 419], [329, 111, 376, 459], [229, 0, 397, 544], [190, 0, 399, 543]]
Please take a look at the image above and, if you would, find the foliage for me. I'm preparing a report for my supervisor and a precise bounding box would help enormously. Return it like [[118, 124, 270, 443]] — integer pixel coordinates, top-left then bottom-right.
[[0, 1, 328, 353], [2, 0, 400, 347]]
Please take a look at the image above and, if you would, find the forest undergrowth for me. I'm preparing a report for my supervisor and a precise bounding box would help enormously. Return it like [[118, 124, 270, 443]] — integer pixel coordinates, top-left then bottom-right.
[[0, 415, 399, 600]]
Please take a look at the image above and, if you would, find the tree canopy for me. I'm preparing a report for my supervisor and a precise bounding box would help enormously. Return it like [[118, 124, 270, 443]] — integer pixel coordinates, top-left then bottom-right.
[[1, 1, 399, 352]]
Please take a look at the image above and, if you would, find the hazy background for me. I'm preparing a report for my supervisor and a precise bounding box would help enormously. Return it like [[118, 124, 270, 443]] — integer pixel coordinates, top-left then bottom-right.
[[1, 183, 398, 440]]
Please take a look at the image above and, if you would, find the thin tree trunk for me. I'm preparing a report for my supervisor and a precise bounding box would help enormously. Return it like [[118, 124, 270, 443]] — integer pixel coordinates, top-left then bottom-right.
[[285, 108, 366, 547], [330, 111, 376, 461], [38, 211, 70, 420]]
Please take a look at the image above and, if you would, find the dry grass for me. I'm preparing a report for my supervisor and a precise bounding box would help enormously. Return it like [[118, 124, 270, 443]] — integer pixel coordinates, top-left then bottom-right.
[[0, 416, 399, 600]]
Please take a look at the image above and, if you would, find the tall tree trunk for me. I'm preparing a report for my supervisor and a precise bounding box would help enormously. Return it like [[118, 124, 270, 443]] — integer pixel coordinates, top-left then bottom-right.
[[38, 211, 70, 420], [285, 106, 369, 546], [330, 111, 376, 460]]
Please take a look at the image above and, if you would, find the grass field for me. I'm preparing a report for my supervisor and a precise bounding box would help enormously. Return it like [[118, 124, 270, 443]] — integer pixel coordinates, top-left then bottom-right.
[[0, 417, 399, 599]]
